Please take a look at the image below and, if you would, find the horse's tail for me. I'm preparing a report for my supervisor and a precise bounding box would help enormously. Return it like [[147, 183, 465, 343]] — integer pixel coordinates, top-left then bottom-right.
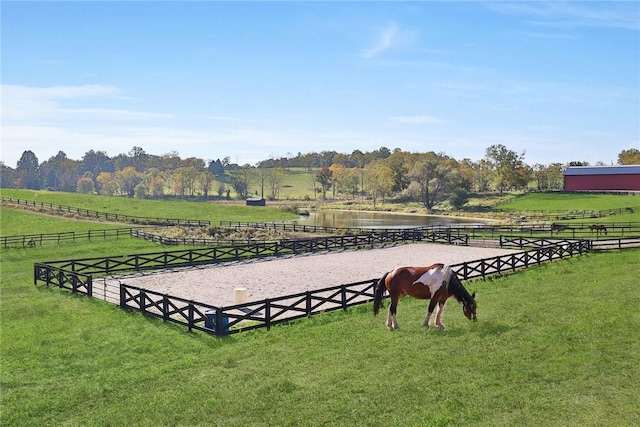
[[373, 272, 389, 316]]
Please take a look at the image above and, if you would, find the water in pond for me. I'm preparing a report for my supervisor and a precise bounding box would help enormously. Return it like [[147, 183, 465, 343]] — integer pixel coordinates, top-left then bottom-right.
[[290, 210, 486, 229]]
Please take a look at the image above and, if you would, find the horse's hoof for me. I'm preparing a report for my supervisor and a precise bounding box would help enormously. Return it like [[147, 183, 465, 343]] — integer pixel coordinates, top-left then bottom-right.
[[436, 325, 445, 330]]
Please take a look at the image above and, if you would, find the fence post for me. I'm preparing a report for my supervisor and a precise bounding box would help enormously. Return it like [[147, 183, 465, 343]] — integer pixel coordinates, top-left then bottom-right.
[[119, 282, 126, 309], [215, 309, 229, 335], [265, 302, 271, 330]]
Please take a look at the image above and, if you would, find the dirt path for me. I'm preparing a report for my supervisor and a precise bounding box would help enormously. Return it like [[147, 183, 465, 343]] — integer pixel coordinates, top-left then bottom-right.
[[104, 243, 517, 307]]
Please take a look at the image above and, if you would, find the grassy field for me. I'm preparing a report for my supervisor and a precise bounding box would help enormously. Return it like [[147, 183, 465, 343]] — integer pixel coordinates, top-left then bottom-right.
[[496, 192, 640, 215], [1, 192, 639, 426], [0, 188, 300, 228]]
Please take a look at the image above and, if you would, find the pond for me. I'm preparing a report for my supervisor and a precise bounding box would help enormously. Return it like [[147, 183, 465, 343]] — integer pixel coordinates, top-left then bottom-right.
[[289, 210, 486, 229]]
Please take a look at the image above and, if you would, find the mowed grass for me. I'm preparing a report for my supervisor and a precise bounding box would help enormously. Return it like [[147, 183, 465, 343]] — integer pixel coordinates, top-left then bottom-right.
[[1, 188, 299, 227], [497, 192, 640, 214], [1, 193, 639, 426]]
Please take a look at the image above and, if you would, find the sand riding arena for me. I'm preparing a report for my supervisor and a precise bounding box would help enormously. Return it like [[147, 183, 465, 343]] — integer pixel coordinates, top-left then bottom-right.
[[99, 243, 518, 307]]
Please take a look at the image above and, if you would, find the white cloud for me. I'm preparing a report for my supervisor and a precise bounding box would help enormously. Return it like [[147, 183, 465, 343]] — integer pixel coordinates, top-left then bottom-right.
[[1, 84, 173, 121], [487, 2, 640, 31], [361, 22, 399, 59]]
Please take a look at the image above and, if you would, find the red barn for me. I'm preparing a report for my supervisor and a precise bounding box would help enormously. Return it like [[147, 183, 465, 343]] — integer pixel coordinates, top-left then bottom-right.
[[564, 165, 640, 191]]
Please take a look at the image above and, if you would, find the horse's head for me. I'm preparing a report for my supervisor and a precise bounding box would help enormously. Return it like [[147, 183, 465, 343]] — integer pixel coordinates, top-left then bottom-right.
[[462, 292, 477, 321]]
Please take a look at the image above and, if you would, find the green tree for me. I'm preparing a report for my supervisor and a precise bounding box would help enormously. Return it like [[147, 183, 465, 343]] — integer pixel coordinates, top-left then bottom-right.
[[365, 161, 394, 207], [96, 172, 117, 196], [385, 151, 411, 193], [115, 166, 142, 197], [81, 150, 114, 177], [618, 148, 640, 165], [229, 167, 251, 199], [0, 162, 17, 188], [76, 173, 95, 194], [134, 182, 149, 199], [171, 166, 199, 197], [329, 164, 347, 197], [484, 144, 528, 192], [408, 152, 455, 210], [129, 146, 148, 172], [449, 187, 470, 209], [208, 159, 225, 176], [316, 167, 333, 199], [343, 169, 360, 199], [16, 150, 41, 189], [41, 153, 80, 192], [143, 168, 166, 198], [267, 167, 285, 200], [198, 171, 214, 198], [547, 163, 565, 190]]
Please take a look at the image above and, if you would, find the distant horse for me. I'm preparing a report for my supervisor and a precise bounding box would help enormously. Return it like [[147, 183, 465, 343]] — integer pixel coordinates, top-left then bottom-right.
[[550, 223, 568, 235], [373, 263, 476, 330], [589, 224, 607, 235]]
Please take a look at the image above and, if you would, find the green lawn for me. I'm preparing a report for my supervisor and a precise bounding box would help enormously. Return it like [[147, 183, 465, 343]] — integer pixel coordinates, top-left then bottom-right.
[[496, 192, 640, 213], [1, 192, 639, 426], [1, 188, 299, 227]]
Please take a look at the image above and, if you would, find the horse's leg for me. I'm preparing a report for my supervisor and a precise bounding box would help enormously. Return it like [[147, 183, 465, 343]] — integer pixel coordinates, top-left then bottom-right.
[[423, 299, 439, 328], [435, 302, 446, 329], [386, 294, 400, 330]]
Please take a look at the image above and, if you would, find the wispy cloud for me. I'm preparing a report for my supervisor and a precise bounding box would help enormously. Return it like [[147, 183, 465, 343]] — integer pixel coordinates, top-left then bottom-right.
[[487, 1, 640, 31], [391, 115, 445, 125], [361, 22, 400, 59], [1, 84, 173, 121]]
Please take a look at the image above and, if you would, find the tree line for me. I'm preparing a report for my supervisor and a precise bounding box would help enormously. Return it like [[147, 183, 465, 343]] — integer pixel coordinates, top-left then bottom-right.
[[1, 145, 639, 210]]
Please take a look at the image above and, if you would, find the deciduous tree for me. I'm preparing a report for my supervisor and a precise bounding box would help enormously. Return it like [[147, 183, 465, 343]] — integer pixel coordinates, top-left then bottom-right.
[[16, 150, 41, 189], [316, 167, 333, 199], [618, 148, 640, 165]]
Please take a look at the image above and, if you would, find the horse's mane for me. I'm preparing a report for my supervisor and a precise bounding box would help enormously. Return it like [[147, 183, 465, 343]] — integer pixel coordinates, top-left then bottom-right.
[[446, 268, 475, 305]]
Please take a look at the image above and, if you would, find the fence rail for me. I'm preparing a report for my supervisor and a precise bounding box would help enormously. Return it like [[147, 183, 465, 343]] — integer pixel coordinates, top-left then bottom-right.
[[499, 236, 587, 249], [499, 206, 637, 221], [1, 197, 210, 226], [590, 237, 640, 250], [35, 230, 426, 279], [7, 219, 638, 250], [221, 220, 640, 240], [1, 227, 148, 248]]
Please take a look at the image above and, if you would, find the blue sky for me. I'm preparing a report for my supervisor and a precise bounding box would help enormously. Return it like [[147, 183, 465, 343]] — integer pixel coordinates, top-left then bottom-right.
[[1, 1, 639, 168]]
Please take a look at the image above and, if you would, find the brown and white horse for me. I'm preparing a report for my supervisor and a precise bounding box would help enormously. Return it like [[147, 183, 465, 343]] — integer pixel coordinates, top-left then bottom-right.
[[373, 263, 476, 330]]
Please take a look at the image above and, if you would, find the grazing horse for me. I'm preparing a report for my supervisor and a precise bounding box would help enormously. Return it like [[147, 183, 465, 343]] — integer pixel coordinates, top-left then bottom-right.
[[551, 223, 568, 235], [589, 224, 607, 235], [373, 263, 476, 330]]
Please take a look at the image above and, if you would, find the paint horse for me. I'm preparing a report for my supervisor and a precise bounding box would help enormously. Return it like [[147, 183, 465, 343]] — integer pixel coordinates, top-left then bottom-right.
[[373, 263, 476, 330]]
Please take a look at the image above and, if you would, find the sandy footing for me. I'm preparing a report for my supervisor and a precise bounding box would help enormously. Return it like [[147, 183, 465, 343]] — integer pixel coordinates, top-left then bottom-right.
[[103, 243, 517, 307]]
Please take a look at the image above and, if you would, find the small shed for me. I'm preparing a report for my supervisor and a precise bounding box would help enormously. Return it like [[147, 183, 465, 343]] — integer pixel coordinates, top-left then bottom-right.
[[563, 165, 640, 191], [246, 197, 266, 206]]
